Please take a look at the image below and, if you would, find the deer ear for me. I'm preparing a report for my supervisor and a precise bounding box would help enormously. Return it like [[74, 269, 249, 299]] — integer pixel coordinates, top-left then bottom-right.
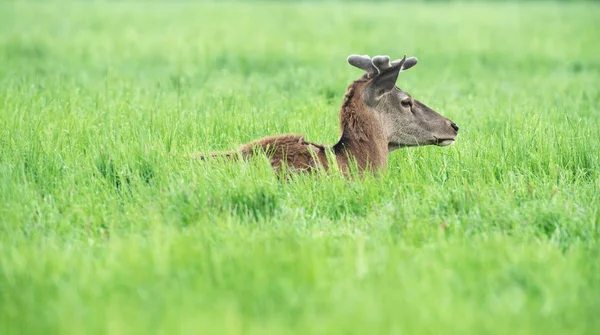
[[369, 66, 401, 98]]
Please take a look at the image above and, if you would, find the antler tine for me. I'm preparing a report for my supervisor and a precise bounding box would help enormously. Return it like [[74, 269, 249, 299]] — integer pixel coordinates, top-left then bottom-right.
[[390, 55, 407, 69], [372, 55, 392, 72], [400, 56, 418, 71], [347, 54, 378, 77]]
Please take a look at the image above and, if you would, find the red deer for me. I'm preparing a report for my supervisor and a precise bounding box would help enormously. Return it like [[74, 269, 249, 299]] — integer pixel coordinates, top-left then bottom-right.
[[193, 54, 459, 174]]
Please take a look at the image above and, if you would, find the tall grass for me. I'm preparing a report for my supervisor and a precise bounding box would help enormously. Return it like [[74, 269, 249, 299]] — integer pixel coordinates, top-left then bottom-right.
[[1, 1, 599, 334]]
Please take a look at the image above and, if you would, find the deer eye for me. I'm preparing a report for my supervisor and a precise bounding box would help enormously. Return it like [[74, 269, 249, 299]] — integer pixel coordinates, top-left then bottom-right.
[[401, 99, 412, 108]]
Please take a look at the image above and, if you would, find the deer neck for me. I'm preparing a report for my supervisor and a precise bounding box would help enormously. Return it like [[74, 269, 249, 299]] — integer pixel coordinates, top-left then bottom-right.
[[333, 84, 389, 172]]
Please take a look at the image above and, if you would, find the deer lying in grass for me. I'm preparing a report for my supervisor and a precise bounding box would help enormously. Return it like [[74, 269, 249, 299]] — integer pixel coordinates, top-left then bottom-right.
[[194, 54, 458, 174]]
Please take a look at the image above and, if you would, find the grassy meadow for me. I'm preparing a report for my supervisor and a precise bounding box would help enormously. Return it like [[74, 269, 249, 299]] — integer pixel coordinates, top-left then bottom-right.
[[1, 1, 599, 334]]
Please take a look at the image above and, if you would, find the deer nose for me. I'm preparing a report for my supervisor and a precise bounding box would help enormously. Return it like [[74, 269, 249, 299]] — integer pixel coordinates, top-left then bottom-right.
[[451, 122, 459, 132]]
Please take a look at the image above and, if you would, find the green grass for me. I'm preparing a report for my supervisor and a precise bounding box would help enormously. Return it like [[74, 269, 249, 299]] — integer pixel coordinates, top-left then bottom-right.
[[1, 1, 599, 334]]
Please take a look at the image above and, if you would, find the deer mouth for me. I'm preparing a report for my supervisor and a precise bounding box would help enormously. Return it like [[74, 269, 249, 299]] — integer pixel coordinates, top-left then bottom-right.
[[388, 137, 456, 149], [435, 137, 455, 146]]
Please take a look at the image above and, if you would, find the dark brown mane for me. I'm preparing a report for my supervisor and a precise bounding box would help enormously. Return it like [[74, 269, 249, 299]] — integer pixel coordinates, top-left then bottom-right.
[[341, 75, 370, 110], [331, 74, 390, 172], [335, 75, 372, 149]]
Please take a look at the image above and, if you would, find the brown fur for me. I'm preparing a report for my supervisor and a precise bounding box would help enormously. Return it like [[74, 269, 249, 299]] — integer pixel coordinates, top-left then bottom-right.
[[192, 77, 385, 174], [192, 134, 329, 173], [333, 76, 388, 172]]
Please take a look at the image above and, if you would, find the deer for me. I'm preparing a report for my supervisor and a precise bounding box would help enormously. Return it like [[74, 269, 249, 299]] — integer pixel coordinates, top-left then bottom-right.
[[193, 54, 459, 174]]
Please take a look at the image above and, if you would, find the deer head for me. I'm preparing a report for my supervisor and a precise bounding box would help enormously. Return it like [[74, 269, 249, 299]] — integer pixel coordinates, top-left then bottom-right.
[[347, 54, 458, 151]]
